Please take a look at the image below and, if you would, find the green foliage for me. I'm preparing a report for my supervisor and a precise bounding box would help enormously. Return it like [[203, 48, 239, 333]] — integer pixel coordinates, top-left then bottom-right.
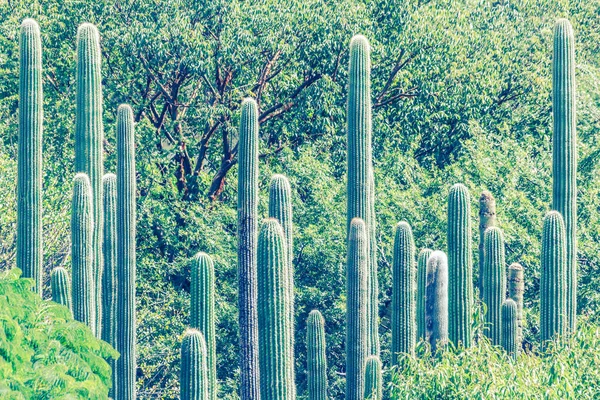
[[50, 266, 71, 310], [482, 227, 506, 346], [425, 251, 448, 353], [180, 329, 209, 400], [363, 355, 382, 400], [307, 310, 327, 400]]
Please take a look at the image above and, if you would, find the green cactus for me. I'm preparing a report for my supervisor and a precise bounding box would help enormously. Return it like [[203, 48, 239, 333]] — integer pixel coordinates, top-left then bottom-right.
[[307, 310, 328, 400], [482, 227, 506, 346], [448, 183, 473, 347], [191, 252, 217, 400], [502, 299, 518, 359], [417, 249, 433, 342], [257, 218, 294, 400], [50, 267, 71, 310], [346, 218, 368, 400], [180, 329, 209, 400], [71, 173, 95, 332], [391, 221, 415, 363], [363, 355, 382, 400], [115, 104, 136, 400], [425, 251, 448, 353], [508, 263, 524, 343], [552, 18, 577, 332], [237, 97, 260, 400], [478, 191, 496, 295], [75, 22, 104, 336], [347, 34, 378, 357], [17, 19, 43, 296], [540, 211, 567, 343]]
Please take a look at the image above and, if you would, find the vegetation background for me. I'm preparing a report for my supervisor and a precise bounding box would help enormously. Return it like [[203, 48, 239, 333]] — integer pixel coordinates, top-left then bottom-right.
[[0, 0, 599, 398]]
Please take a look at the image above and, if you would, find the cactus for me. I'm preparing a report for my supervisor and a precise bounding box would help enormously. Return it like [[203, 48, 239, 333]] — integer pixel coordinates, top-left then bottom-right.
[[447, 183, 473, 347], [367, 171, 379, 357], [71, 173, 95, 332], [346, 218, 368, 400], [502, 299, 518, 359], [191, 252, 217, 400], [552, 19, 577, 332], [363, 355, 382, 400], [237, 98, 260, 400], [307, 310, 328, 400], [417, 249, 433, 342], [540, 211, 567, 343], [482, 227, 506, 346], [257, 218, 294, 400], [425, 251, 448, 353], [180, 329, 209, 400], [478, 191, 496, 295], [75, 22, 104, 336], [347, 34, 378, 357], [391, 221, 416, 363], [50, 267, 71, 310], [508, 263, 525, 342], [115, 104, 136, 400], [17, 19, 43, 296]]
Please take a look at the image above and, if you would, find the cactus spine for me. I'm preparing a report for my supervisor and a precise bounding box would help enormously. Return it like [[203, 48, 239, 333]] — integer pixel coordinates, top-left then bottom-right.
[[502, 299, 518, 359], [448, 183, 473, 347], [346, 218, 368, 400], [508, 263, 524, 342], [363, 355, 382, 400], [115, 104, 136, 400], [71, 173, 95, 331], [257, 219, 294, 400], [51, 267, 71, 310], [391, 221, 415, 363], [307, 310, 328, 400], [191, 252, 217, 400], [552, 19, 577, 332], [478, 191, 496, 295], [417, 249, 433, 342], [425, 251, 448, 353], [17, 19, 43, 296], [237, 98, 260, 400], [180, 329, 210, 400], [540, 211, 567, 343], [482, 227, 506, 346]]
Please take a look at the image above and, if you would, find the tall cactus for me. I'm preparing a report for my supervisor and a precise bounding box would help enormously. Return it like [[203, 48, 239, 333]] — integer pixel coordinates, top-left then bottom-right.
[[307, 310, 328, 400], [17, 19, 43, 296], [478, 191, 496, 295], [447, 183, 473, 347], [51, 267, 71, 310], [502, 299, 518, 359], [363, 355, 382, 400], [257, 219, 294, 400], [508, 263, 525, 342], [367, 170, 379, 357], [180, 329, 209, 400], [482, 227, 506, 346], [191, 252, 217, 400], [115, 104, 136, 400], [391, 221, 415, 363], [540, 211, 567, 343], [102, 174, 117, 345], [75, 22, 104, 336], [417, 249, 433, 341], [346, 218, 368, 400], [71, 173, 95, 332], [347, 34, 378, 357], [425, 251, 448, 353], [552, 18, 577, 332]]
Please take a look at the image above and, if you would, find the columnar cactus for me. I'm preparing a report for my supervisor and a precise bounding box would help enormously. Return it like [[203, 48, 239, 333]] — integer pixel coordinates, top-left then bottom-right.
[[346, 218, 368, 400], [552, 19, 577, 332], [191, 252, 217, 400], [478, 191, 496, 295], [237, 98, 260, 400], [76, 22, 104, 336], [367, 171, 379, 357], [257, 219, 294, 400], [50, 267, 71, 310], [508, 263, 524, 342], [417, 249, 433, 341], [363, 355, 382, 400], [115, 104, 136, 400], [540, 211, 567, 343], [448, 183, 473, 347], [391, 221, 415, 363], [71, 173, 95, 332], [17, 19, 43, 296], [425, 251, 448, 353], [180, 329, 209, 400], [347, 34, 378, 357], [481, 227, 506, 345], [502, 299, 518, 359], [307, 310, 328, 400]]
